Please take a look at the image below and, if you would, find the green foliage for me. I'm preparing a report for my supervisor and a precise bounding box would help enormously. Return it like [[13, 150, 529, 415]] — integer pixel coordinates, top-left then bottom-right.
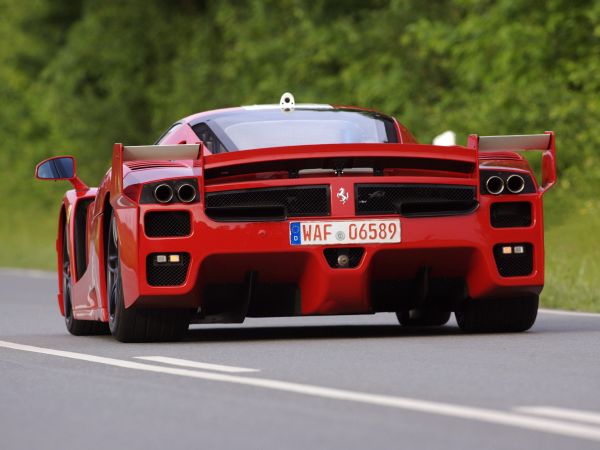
[[543, 209, 600, 311], [1, 0, 599, 310]]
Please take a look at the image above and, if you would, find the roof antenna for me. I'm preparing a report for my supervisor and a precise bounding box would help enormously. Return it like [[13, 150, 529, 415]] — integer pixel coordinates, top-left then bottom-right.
[[280, 92, 295, 112]]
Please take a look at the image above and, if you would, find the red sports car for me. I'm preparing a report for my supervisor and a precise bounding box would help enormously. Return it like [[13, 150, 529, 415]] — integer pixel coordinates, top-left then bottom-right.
[[36, 94, 557, 342]]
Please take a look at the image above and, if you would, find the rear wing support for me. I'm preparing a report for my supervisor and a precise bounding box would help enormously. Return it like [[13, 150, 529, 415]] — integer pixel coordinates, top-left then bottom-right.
[[111, 143, 204, 196], [468, 131, 556, 193]]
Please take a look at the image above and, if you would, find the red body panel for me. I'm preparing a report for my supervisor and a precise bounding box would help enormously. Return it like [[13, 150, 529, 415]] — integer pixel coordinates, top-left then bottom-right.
[[50, 107, 556, 324]]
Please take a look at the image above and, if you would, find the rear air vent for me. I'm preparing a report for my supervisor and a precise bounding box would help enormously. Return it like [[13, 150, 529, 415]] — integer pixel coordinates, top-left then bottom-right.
[[144, 211, 191, 237], [478, 152, 523, 161], [490, 202, 532, 228]]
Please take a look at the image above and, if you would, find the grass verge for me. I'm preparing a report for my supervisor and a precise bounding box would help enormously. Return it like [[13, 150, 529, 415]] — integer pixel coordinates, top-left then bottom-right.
[[542, 212, 600, 312]]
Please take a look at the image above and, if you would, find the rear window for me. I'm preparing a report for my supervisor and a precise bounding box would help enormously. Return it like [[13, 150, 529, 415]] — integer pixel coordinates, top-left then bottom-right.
[[198, 109, 397, 152]]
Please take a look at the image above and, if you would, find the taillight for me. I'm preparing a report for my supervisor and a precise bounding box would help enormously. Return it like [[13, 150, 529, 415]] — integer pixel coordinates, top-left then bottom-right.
[[123, 183, 142, 202]]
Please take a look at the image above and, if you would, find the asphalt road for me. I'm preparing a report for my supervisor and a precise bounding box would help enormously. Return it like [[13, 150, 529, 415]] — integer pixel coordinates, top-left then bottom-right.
[[1, 269, 600, 450]]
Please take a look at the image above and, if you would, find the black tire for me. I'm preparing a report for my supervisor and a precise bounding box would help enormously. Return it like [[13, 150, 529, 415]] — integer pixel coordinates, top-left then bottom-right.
[[62, 226, 109, 336], [397, 308, 451, 327], [106, 213, 189, 342], [455, 295, 539, 333]]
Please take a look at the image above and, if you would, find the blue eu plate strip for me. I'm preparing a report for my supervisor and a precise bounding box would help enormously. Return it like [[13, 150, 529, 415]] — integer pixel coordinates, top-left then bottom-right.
[[290, 222, 301, 245]]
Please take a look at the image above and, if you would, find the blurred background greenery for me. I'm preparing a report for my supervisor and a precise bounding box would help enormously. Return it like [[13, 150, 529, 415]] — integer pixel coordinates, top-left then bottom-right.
[[0, 0, 598, 310]]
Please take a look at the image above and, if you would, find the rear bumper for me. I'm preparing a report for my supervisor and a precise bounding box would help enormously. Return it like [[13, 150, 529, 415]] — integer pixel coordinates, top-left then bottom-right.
[[118, 192, 544, 315]]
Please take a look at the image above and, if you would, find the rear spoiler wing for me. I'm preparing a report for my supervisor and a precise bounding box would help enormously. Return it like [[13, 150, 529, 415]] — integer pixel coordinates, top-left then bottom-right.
[[111, 141, 477, 199], [111, 143, 204, 195], [202, 143, 478, 180], [468, 131, 556, 193]]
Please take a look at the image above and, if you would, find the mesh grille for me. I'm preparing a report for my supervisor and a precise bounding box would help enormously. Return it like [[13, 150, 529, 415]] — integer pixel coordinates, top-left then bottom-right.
[[490, 202, 532, 228], [146, 253, 190, 286], [205, 186, 330, 220], [144, 211, 191, 237], [493, 244, 533, 277], [356, 184, 476, 216], [323, 248, 365, 268]]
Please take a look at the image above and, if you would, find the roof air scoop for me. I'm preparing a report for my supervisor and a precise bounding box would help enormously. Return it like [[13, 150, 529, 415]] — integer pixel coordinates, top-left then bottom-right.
[[280, 92, 295, 112]]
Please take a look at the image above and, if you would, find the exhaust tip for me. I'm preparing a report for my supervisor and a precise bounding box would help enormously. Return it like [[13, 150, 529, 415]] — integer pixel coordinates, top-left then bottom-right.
[[177, 183, 197, 203], [154, 184, 174, 203], [506, 174, 525, 194], [485, 176, 504, 195]]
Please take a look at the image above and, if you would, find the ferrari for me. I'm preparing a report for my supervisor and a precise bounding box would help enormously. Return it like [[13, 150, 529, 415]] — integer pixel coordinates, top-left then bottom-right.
[[36, 93, 557, 342]]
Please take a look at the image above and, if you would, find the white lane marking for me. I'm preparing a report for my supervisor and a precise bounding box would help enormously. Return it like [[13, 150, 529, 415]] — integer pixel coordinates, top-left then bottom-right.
[[539, 309, 600, 318], [134, 356, 258, 373], [0, 268, 55, 280], [2, 341, 600, 442], [516, 407, 600, 426]]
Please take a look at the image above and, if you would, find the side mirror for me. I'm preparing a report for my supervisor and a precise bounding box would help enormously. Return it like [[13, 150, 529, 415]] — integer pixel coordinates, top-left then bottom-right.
[[36, 156, 75, 180], [35, 156, 88, 191]]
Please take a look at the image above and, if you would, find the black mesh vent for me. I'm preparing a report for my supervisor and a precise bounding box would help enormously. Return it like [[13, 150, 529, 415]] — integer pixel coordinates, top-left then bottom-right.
[[74, 198, 93, 280], [490, 202, 532, 228], [356, 184, 477, 216], [145, 211, 191, 237], [146, 253, 190, 286], [205, 186, 330, 221], [323, 248, 365, 268], [493, 244, 533, 277]]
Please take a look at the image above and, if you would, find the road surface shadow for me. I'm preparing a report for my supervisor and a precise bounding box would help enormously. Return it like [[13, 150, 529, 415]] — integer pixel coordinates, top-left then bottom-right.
[[183, 324, 463, 342]]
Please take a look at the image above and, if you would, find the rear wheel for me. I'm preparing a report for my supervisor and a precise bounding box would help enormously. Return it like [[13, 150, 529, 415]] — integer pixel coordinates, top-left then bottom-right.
[[106, 213, 189, 342], [455, 295, 538, 333], [397, 308, 451, 327], [62, 226, 108, 335]]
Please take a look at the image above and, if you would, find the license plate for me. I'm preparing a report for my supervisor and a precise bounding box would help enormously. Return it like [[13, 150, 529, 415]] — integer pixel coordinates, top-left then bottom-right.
[[289, 219, 401, 246]]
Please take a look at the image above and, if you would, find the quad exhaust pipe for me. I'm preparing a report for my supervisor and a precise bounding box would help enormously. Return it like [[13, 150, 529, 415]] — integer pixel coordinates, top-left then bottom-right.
[[153, 182, 197, 203], [177, 183, 197, 203], [485, 176, 504, 195], [485, 174, 526, 195], [506, 174, 525, 193], [154, 184, 174, 203]]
